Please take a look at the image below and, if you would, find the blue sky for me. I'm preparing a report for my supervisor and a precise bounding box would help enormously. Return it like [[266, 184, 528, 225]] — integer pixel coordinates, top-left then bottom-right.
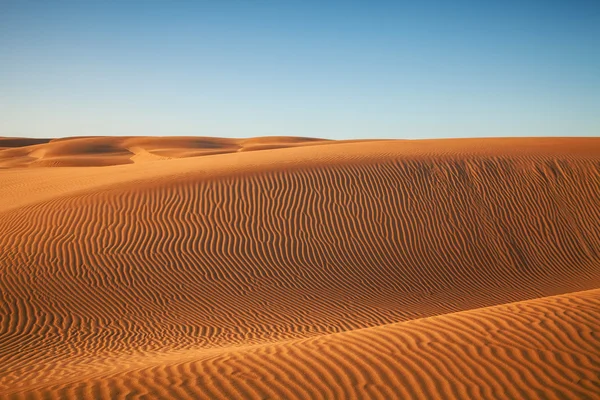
[[1, 0, 599, 139]]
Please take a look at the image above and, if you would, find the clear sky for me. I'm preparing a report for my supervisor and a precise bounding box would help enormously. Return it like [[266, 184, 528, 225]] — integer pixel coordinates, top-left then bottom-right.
[[1, 0, 599, 139]]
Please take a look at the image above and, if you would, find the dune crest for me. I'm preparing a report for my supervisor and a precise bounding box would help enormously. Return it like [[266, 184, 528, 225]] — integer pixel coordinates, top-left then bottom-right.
[[0, 136, 327, 168], [1, 137, 599, 398], [9, 289, 598, 399]]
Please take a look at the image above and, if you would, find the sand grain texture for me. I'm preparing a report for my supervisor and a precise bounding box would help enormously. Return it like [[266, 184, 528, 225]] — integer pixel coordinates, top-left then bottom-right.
[[1, 136, 599, 399]]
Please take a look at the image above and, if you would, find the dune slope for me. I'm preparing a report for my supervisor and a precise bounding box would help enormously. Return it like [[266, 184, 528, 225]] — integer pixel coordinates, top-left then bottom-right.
[[10, 289, 599, 399], [1, 137, 599, 398]]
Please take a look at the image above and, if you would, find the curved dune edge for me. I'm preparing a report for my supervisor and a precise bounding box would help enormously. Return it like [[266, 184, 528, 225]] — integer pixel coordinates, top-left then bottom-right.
[[4, 289, 600, 399], [0, 135, 329, 169], [1, 137, 600, 398]]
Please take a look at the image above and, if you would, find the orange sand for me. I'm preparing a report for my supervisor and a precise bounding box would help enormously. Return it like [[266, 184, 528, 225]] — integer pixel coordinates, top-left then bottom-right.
[[1, 136, 599, 399]]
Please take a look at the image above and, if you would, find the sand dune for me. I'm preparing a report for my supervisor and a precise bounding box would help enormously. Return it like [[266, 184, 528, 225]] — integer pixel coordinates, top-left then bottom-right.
[[9, 289, 598, 399], [1, 137, 599, 398], [0, 136, 327, 168]]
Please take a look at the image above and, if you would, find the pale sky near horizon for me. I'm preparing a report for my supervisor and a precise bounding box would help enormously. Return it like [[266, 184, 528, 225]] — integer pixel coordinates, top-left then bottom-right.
[[1, 0, 599, 140]]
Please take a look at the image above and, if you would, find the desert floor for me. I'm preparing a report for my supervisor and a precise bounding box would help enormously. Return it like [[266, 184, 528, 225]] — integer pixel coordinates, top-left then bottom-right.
[[1, 136, 599, 399]]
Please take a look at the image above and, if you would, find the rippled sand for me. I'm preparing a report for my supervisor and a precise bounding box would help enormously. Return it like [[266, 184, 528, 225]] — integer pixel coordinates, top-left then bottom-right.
[[1, 136, 599, 399]]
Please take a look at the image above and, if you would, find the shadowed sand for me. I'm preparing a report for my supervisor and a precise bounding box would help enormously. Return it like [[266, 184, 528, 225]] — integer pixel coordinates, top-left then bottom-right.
[[1, 136, 599, 399]]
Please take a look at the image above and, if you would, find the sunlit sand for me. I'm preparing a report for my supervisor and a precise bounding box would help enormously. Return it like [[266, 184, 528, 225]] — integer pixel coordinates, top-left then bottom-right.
[[1, 136, 599, 398]]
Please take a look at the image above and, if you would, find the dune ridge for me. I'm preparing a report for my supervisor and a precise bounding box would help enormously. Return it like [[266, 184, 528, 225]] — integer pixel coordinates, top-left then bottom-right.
[[0, 136, 327, 168], [8, 289, 598, 399], [1, 137, 599, 398]]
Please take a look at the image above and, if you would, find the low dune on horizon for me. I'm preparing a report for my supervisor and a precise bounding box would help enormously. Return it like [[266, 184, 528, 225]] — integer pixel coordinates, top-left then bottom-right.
[[1, 136, 599, 399]]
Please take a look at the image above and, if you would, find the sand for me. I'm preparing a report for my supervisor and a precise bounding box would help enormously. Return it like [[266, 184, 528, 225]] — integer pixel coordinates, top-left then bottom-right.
[[1, 136, 599, 399]]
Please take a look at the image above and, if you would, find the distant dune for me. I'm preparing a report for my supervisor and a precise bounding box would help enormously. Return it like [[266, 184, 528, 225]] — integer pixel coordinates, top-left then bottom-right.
[[0, 136, 327, 168], [1, 136, 599, 399]]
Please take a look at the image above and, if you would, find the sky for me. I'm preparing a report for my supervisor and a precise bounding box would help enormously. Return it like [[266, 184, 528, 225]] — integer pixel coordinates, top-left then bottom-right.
[[1, 0, 599, 140]]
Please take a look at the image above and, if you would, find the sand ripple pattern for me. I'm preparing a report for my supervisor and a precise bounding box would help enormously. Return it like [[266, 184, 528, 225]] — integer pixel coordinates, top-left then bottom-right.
[[7, 290, 600, 399], [1, 138, 600, 397]]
